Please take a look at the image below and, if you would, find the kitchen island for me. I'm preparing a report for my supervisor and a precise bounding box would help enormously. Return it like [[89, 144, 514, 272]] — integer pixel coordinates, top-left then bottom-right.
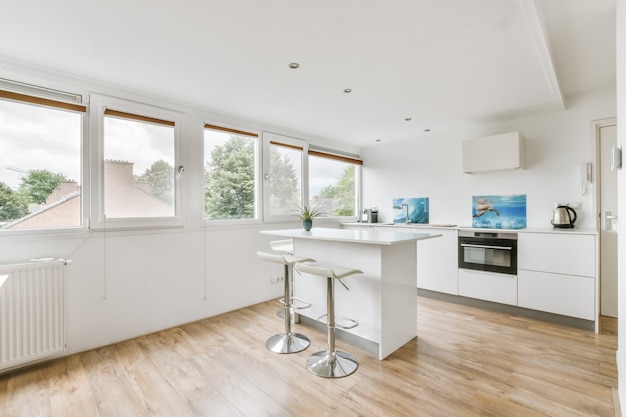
[[260, 228, 440, 359]]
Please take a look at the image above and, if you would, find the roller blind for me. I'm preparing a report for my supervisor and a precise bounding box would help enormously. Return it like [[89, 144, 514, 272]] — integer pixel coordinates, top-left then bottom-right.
[[308, 146, 362, 165], [104, 109, 175, 126], [205, 123, 258, 137], [0, 88, 86, 113]]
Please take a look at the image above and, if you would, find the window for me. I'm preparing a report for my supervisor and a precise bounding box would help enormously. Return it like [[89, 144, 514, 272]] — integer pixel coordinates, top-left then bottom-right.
[[264, 136, 303, 219], [204, 124, 258, 220], [309, 148, 361, 217], [90, 94, 181, 229], [0, 83, 85, 231]]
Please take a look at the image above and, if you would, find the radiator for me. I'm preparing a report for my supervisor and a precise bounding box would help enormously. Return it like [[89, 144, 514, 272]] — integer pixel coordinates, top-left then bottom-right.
[[0, 259, 67, 371]]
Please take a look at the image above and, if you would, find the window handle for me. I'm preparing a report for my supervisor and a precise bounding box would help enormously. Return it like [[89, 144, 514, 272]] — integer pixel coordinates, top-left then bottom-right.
[[176, 165, 185, 181]]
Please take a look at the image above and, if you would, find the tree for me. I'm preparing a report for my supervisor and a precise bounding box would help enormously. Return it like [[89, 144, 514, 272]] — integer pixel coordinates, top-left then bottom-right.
[[18, 169, 64, 204], [0, 182, 30, 222], [318, 165, 355, 216], [138, 159, 174, 205], [268, 146, 299, 213], [204, 137, 300, 219], [204, 136, 256, 219]]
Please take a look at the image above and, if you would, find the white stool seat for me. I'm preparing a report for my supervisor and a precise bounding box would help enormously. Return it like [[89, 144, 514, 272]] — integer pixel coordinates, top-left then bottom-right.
[[269, 239, 293, 254], [295, 263, 363, 280], [257, 251, 310, 266], [296, 261, 363, 378]]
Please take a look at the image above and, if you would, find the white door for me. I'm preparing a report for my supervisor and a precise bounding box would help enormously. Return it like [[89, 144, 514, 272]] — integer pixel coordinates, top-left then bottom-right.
[[599, 123, 618, 317]]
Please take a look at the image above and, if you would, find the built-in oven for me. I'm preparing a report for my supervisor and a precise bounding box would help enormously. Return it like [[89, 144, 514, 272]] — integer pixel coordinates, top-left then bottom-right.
[[458, 230, 517, 275]]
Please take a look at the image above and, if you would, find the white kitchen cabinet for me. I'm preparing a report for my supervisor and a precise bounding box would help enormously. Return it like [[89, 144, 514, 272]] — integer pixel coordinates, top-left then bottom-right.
[[415, 228, 458, 294], [462, 131, 524, 174], [518, 270, 594, 320], [342, 224, 458, 294], [458, 269, 517, 306], [517, 233, 595, 277], [517, 232, 596, 320]]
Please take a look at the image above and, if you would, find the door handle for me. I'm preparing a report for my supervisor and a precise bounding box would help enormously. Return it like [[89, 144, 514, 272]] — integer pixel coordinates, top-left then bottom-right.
[[605, 211, 617, 230]]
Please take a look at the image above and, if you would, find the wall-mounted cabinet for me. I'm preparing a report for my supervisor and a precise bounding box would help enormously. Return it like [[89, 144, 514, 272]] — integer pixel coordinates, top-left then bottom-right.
[[462, 131, 525, 174]]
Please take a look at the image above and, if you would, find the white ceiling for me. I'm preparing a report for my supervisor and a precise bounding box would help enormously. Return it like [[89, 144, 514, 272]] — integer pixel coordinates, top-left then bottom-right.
[[0, 0, 617, 149]]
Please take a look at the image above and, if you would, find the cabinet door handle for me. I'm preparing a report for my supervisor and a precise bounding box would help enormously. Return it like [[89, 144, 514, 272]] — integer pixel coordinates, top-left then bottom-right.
[[460, 243, 512, 250]]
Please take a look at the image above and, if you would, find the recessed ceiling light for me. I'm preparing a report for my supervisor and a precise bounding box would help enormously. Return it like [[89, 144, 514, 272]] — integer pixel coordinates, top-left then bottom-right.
[[424, 129, 431, 132], [288, 63, 300, 69], [343, 88, 352, 93], [405, 117, 412, 121], [376, 139, 382, 142]]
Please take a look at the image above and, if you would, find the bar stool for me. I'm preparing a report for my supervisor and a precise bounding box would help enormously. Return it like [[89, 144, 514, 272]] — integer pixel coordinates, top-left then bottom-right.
[[295, 262, 363, 378], [269, 239, 311, 324], [257, 251, 315, 353], [269, 239, 293, 254]]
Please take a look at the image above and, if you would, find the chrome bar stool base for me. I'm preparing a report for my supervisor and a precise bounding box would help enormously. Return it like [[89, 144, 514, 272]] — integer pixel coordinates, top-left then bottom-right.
[[306, 350, 358, 378], [266, 332, 310, 354], [295, 262, 363, 378], [257, 250, 315, 354]]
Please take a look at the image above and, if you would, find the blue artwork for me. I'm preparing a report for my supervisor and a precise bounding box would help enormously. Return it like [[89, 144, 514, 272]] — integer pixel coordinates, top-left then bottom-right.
[[472, 194, 526, 229], [393, 197, 429, 224]]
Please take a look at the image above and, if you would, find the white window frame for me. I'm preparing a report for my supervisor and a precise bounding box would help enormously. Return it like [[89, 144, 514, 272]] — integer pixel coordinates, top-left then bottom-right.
[[203, 122, 262, 225], [0, 79, 88, 235], [262, 132, 308, 222], [308, 149, 362, 220], [89, 94, 183, 230]]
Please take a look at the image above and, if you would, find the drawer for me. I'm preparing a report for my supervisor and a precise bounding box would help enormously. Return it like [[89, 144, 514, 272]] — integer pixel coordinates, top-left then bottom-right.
[[518, 233, 595, 277], [458, 268, 517, 306], [518, 270, 594, 320]]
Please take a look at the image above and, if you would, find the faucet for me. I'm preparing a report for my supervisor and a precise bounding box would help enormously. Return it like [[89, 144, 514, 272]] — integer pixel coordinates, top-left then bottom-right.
[[401, 204, 412, 224]]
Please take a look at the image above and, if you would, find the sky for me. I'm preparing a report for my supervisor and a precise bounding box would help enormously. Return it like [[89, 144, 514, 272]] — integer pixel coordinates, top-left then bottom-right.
[[0, 100, 81, 189], [1, 99, 347, 197], [0, 99, 173, 190]]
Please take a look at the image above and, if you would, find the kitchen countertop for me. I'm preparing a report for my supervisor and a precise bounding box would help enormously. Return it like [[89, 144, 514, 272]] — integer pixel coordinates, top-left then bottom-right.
[[261, 227, 441, 245], [341, 222, 598, 235]]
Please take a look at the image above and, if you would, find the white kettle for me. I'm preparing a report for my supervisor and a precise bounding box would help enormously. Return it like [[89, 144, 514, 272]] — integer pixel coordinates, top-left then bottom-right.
[[551, 205, 577, 228]]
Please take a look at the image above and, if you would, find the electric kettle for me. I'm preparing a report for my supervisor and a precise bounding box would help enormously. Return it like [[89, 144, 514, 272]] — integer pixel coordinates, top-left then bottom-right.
[[551, 205, 577, 228]]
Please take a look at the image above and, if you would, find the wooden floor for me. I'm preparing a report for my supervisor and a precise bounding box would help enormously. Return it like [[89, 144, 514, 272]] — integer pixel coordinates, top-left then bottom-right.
[[0, 296, 619, 417]]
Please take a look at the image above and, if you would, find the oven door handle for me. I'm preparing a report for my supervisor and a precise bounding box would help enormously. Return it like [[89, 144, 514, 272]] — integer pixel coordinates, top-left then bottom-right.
[[460, 243, 513, 250]]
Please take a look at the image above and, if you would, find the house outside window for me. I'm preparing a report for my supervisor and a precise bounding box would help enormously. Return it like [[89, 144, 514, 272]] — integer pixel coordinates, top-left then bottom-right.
[[89, 94, 182, 229], [0, 82, 85, 231]]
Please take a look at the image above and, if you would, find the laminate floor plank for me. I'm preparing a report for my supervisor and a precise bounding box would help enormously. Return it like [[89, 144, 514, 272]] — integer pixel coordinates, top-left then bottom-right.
[[111, 338, 197, 417], [136, 333, 245, 417], [2, 367, 52, 417], [47, 355, 100, 417], [79, 347, 149, 417], [0, 296, 618, 417]]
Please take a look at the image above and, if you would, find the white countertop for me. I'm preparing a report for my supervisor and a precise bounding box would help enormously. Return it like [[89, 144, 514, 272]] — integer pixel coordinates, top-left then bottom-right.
[[261, 227, 441, 245], [341, 222, 598, 235]]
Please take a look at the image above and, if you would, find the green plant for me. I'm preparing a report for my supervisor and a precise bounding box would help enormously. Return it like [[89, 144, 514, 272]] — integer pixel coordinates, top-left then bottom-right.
[[295, 204, 324, 221]]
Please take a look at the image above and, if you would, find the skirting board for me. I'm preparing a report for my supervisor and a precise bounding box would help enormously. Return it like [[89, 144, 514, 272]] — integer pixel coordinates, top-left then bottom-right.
[[418, 289, 595, 331]]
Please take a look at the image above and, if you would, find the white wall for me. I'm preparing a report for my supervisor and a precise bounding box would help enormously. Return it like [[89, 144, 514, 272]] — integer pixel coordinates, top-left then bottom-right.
[[361, 86, 616, 229], [0, 58, 349, 361], [0, 224, 306, 356], [616, 0, 626, 408]]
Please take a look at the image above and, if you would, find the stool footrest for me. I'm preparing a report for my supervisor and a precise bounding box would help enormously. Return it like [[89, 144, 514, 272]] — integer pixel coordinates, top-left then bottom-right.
[[278, 297, 312, 310], [317, 314, 359, 330]]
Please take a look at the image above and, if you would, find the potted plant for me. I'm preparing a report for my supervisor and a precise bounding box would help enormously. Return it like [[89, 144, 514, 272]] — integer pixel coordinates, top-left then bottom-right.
[[295, 204, 324, 231]]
